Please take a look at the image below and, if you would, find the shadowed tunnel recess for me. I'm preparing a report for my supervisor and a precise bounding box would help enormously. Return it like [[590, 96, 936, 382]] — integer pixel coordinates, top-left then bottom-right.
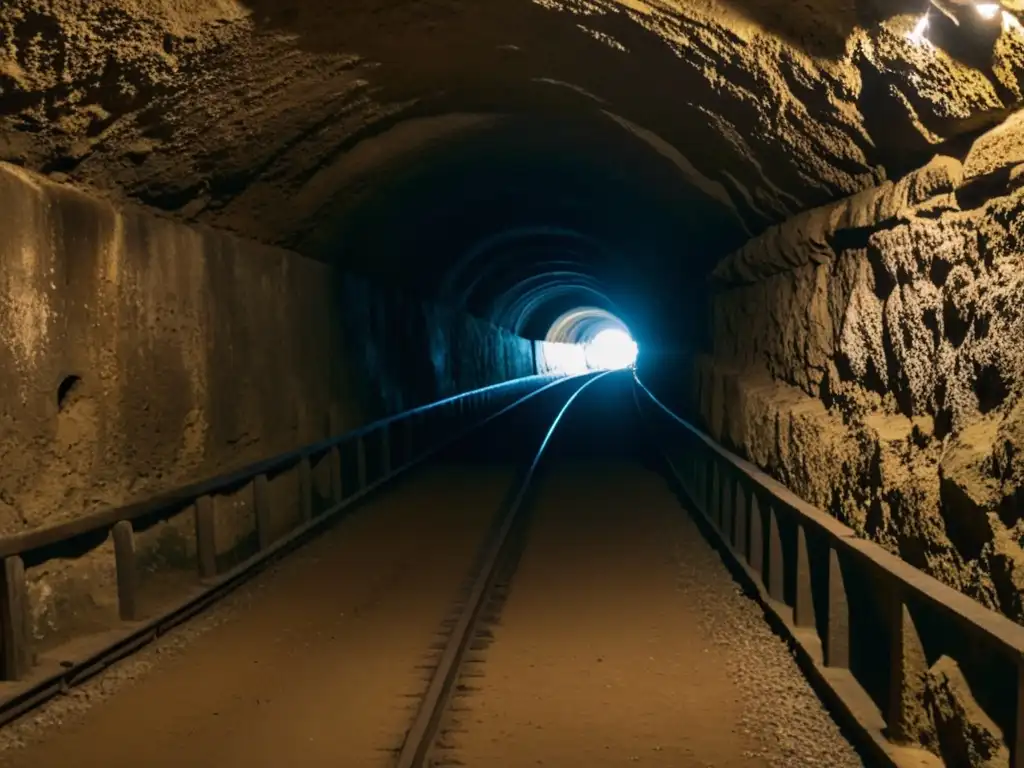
[[312, 110, 729, 353]]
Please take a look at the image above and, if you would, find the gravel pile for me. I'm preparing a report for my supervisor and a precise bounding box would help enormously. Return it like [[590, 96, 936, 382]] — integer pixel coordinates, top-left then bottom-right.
[[672, 527, 865, 768]]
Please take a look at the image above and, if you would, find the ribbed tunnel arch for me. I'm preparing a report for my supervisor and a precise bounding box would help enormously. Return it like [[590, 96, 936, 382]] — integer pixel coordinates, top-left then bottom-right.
[[545, 308, 631, 346], [8, 3, 1024, 765], [7, 0, 1020, 358], [302, 108, 734, 349]]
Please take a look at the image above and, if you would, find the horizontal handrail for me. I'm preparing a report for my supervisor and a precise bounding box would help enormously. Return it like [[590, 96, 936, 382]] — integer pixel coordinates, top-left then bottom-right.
[[0, 370, 591, 720], [0, 374, 563, 561], [633, 374, 1024, 656], [633, 372, 1024, 766]]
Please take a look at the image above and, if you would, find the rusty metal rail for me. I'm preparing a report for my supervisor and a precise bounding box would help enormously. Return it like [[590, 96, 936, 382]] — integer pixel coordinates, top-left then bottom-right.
[[0, 373, 581, 726], [395, 371, 610, 768], [633, 373, 1024, 768]]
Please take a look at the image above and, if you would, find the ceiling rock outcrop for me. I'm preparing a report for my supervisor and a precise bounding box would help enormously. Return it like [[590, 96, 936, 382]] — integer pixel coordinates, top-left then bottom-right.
[[3, 0, 1024, 300]]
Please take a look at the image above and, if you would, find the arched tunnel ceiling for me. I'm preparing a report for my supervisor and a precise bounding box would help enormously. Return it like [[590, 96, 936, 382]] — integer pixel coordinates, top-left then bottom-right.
[[4, 0, 1024, 341]]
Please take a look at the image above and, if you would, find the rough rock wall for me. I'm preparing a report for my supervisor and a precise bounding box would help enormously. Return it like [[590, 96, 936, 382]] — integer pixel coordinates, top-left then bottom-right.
[[0, 162, 535, 648], [702, 115, 1024, 624], [697, 114, 1024, 763], [336, 273, 536, 419], [4, 1, 1024, 257]]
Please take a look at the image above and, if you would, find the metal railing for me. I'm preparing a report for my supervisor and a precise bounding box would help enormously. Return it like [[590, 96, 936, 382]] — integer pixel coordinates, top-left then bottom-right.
[[0, 373, 577, 724], [633, 374, 1024, 768]]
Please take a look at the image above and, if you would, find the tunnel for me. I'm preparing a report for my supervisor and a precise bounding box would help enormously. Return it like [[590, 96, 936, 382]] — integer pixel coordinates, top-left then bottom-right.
[[3, 1, 1024, 765]]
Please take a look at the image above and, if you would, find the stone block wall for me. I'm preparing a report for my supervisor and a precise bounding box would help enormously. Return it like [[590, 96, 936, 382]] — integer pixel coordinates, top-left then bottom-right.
[[702, 119, 1024, 609], [0, 162, 535, 648], [697, 115, 1024, 764]]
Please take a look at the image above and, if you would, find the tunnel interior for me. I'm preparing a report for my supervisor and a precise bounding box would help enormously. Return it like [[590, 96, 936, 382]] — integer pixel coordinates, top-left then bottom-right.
[[10, 0, 1005, 367], [6, 1, 1024, 763], [290, 107, 737, 359]]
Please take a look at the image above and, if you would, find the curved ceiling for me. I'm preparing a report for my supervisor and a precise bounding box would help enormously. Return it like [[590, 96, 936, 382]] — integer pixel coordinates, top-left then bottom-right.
[[3, 0, 1023, 344]]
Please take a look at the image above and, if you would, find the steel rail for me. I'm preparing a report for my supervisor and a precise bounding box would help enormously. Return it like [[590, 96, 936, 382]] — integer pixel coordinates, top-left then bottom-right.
[[395, 371, 612, 768], [0, 373, 590, 729]]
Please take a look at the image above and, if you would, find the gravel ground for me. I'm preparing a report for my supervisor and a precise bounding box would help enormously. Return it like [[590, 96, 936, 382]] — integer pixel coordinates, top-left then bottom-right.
[[443, 376, 865, 768], [0, 575, 257, 758], [438, 458, 866, 768], [675, 532, 865, 767]]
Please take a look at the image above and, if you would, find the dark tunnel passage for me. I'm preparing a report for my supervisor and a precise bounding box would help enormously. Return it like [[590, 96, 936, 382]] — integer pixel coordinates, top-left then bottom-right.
[[5, 0, 1024, 765], [310, 110, 738, 352]]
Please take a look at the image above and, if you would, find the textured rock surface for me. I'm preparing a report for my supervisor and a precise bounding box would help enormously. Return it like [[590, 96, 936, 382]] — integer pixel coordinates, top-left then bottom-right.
[[3, 1, 1024, 277], [697, 112, 1024, 764], [702, 190, 1024, 618], [924, 656, 1009, 768], [0, 161, 535, 647]]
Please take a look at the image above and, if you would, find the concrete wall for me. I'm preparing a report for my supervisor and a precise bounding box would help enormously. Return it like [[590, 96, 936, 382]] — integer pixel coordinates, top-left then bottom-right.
[[696, 120, 1024, 763], [0, 162, 535, 648]]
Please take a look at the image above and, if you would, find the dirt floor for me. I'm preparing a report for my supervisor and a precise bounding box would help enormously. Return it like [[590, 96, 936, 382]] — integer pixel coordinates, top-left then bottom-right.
[[431, 378, 864, 768], [0, 463, 516, 768], [0, 375, 862, 768]]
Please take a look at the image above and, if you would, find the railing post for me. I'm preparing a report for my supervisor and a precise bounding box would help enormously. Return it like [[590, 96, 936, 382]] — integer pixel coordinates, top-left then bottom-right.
[[0, 555, 29, 681], [733, 481, 746, 556], [329, 446, 342, 503], [380, 425, 391, 477], [767, 505, 785, 604], [795, 524, 815, 629], [699, 457, 708, 511], [299, 456, 313, 522], [886, 590, 927, 742], [749, 494, 764, 578], [825, 546, 850, 668], [254, 474, 272, 551], [721, 472, 733, 542], [195, 495, 217, 580], [710, 463, 720, 527], [356, 437, 368, 490], [113, 520, 139, 621], [1014, 661, 1024, 768], [404, 417, 414, 467]]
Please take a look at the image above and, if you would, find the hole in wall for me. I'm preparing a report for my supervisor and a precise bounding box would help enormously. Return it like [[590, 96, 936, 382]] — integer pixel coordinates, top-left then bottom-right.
[[923, 307, 941, 349], [930, 258, 953, 288], [976, 364, 1009, 414], [944, 297, 970, 348], [57, 375, 83, 413]]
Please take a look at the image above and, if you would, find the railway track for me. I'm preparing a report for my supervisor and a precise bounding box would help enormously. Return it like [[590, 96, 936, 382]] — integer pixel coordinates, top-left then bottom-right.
[[2, 372, 864, 768], [394, 372, 605, 768], [390, 372, 863, 768]]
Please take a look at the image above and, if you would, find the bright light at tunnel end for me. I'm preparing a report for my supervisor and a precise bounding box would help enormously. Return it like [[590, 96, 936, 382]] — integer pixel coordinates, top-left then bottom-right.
[[906, 5, 1020, 46], [977, 3, 1001, 20], [585, 329, 639, 371]]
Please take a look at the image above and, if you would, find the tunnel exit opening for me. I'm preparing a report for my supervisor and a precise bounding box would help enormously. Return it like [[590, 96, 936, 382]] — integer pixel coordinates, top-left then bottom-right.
[[542, 306, 639, 374], [584, 328, 638, 371]]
